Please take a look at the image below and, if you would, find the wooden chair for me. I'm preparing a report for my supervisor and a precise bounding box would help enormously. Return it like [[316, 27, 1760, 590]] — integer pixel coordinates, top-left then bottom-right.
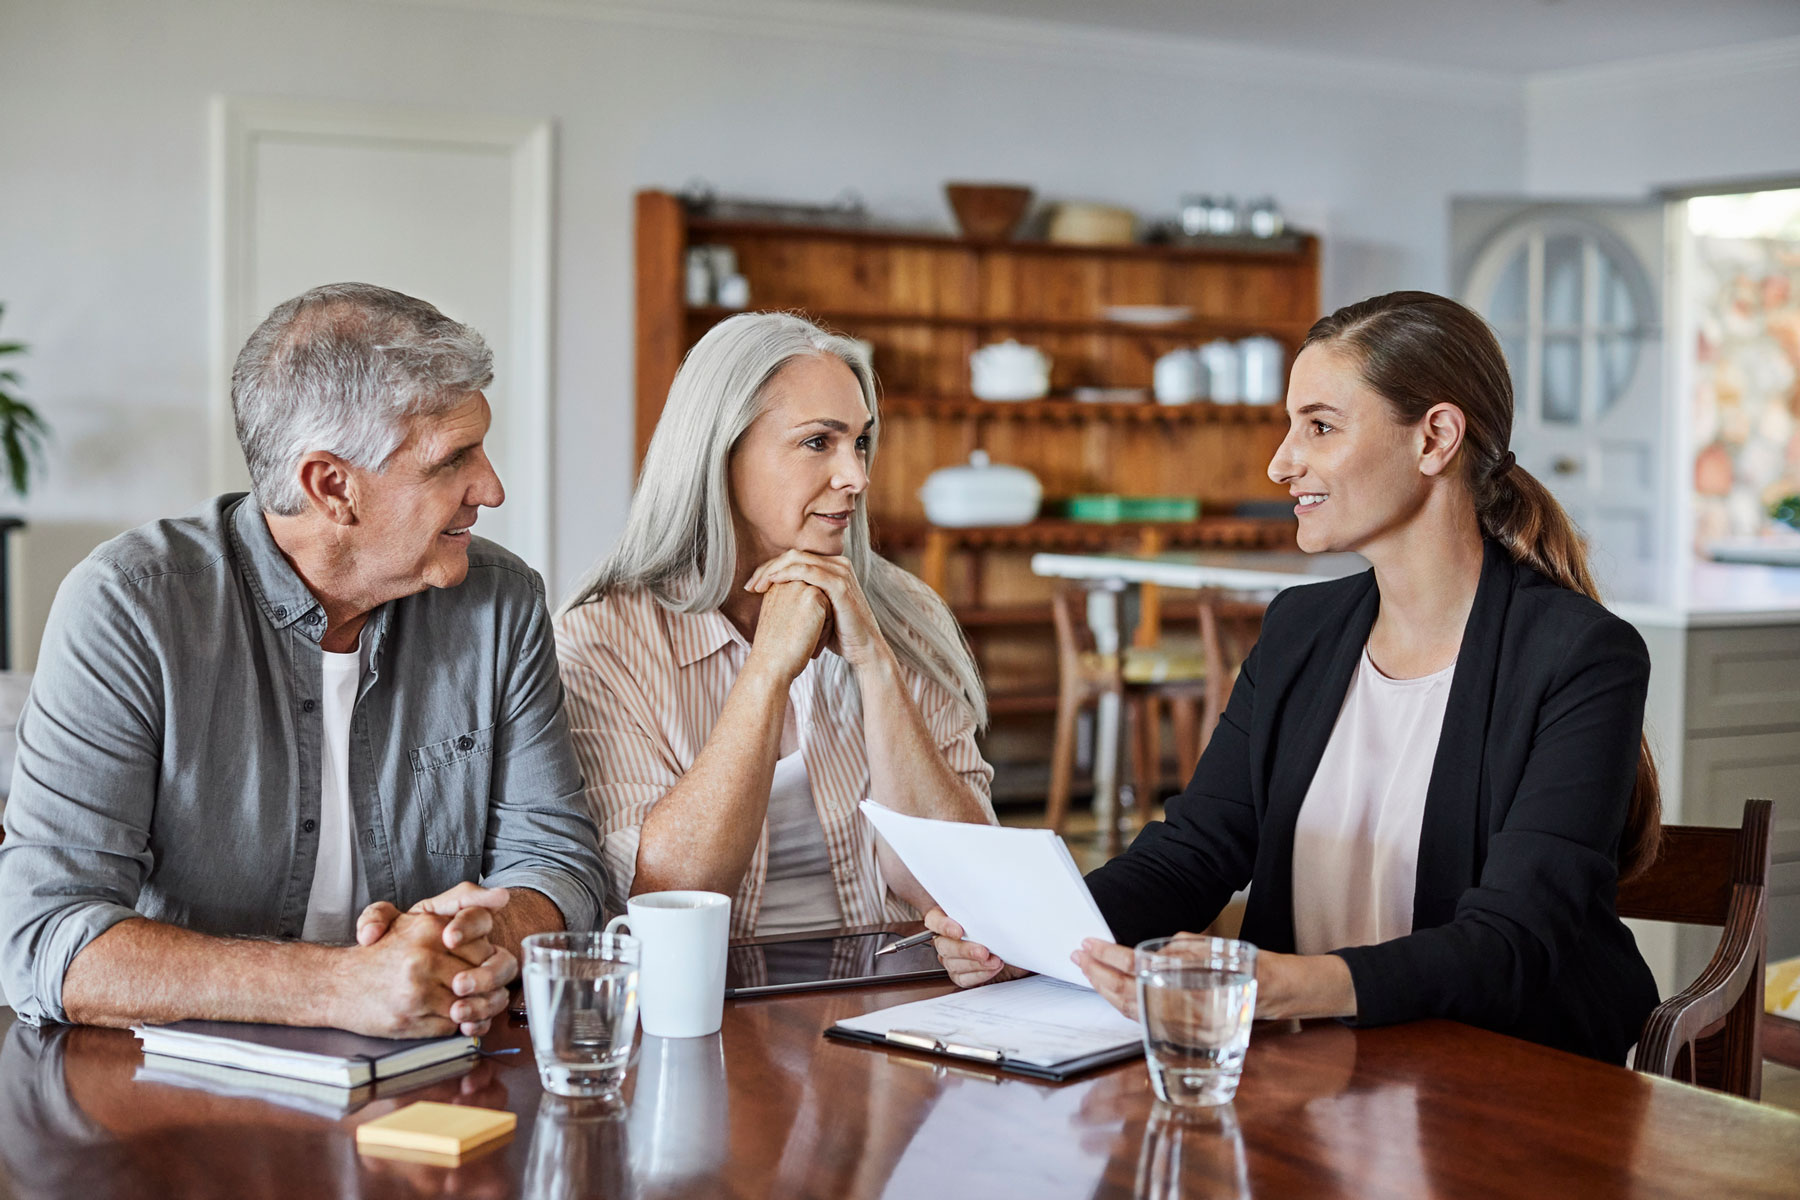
[[1194, 589, 1268, 750], [1766, 1012, 1800, 1072], [1618, 797, 1772, 1099], [1045, 586, 1205, 843]]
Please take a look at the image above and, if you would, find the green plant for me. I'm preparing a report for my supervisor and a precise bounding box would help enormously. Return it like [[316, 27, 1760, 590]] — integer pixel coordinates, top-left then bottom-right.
[[1772, 495, 1800, 532], [0, 304, 49, 498]]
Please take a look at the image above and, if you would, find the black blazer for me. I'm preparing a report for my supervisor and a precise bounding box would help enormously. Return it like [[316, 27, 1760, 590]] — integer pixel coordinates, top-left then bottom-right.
[[1085, 540, 1659, 1063]]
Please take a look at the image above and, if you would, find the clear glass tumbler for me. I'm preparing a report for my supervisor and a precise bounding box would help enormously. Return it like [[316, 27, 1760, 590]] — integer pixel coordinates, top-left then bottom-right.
[[1134, 936, 1258, 1106], [522, 931, 640, 1098]]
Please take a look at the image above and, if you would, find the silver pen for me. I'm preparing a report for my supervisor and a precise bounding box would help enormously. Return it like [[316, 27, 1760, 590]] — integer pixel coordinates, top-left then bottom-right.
[[874, 929, 937, 957]]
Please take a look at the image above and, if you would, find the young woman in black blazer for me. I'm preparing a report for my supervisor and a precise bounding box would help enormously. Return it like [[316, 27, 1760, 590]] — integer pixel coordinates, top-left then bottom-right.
[[928, 291, 1662, 1064]]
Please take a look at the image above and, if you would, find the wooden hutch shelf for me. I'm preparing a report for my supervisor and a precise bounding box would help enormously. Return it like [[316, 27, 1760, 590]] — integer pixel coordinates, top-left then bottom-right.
[[684, 214, 1313, 264], [873, 516, 1292, 553], [883, 394, 1288, 425], [635, 188, 1318, 749], [686, 305, 1313, 341]]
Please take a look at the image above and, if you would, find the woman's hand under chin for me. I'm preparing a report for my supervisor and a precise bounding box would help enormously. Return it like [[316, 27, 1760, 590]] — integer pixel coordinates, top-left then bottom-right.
[[742, 578, 831, 685], [745, 549, 891, 672]]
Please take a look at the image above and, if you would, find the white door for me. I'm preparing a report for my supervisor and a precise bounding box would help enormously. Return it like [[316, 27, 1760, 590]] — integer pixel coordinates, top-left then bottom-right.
[[1452, 200, 1667, 596], [212, 100, 553, 576]]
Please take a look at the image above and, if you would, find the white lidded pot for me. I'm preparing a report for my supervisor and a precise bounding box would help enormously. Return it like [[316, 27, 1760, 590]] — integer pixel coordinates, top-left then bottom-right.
[[919, 451, 1043, 528], [970, 340, 1051, 402], [1153, 348, 1202, 405], [1199, 339, 1241, 404], [1238, 336, 1286, 405]]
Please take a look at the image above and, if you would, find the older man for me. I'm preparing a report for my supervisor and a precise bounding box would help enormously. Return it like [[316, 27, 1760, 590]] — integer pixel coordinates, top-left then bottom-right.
[[0, 283, 605, 1036]]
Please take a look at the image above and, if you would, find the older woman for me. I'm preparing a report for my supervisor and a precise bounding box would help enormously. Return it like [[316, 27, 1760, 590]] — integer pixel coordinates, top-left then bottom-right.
[[556, 312, 994, 936]]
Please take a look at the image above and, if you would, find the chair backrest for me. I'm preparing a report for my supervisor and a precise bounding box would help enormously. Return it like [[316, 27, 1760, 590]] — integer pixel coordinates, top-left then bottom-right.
[[1193, 590, 1267, 744], [1050, 584, 1127, 668], [1619, 798, 1772, 1099], [1616, 826, 1745, 927], [1195, 590, 1267, 677]]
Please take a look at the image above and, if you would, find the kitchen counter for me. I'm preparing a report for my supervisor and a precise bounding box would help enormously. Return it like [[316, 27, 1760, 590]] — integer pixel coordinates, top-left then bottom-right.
[[1033, 550, 1800, 629], [1606, 560, 1800, 628]]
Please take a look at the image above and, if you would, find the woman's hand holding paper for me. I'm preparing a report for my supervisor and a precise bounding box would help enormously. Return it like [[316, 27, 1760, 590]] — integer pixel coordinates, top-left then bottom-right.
[[924, 907, 1028, 988], [1073, 938, 1139, 1020]]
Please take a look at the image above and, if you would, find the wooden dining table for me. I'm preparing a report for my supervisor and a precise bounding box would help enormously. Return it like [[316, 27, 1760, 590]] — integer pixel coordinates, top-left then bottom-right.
[[3, 957, 1798, 1200]]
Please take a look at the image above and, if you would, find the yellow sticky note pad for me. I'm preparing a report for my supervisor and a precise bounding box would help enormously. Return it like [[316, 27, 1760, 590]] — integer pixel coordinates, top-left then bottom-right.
[[355, 1101, 516, 1160]]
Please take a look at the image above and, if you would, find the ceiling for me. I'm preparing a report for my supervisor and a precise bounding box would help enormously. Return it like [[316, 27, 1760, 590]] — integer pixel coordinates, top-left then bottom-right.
[[827, 0, 1800, 74]]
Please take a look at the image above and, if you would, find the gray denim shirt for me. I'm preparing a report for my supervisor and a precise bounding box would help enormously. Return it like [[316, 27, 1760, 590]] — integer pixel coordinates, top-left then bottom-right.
[[0, 493, 606, 1023]]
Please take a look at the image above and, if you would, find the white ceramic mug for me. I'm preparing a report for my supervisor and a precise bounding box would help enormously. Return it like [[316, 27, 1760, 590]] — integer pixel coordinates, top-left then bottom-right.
[[604, 891, 730, 1038]]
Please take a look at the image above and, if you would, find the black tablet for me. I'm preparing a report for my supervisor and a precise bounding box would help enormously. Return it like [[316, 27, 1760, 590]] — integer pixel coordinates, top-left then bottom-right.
[[725, 930, 948, 997]]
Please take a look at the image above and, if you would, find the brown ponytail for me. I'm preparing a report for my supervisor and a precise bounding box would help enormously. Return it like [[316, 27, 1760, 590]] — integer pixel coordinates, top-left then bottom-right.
[[1304, 291, 1662, 880]]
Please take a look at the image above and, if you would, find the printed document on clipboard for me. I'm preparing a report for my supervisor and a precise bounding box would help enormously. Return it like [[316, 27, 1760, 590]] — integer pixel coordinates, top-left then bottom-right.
[[858, 800, 1113, 987], [828, 975, 1143, 1081]]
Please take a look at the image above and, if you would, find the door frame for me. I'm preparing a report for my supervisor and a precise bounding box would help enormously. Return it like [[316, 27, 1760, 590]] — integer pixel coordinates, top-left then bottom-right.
[[208, 96, 555, 577]]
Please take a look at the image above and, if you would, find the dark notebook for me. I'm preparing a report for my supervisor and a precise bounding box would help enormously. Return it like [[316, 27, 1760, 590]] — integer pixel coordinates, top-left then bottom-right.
[[132, 1020, 478, 1088]]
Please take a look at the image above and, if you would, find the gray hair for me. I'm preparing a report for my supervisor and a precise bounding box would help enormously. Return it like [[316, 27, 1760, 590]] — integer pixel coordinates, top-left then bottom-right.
[[564, 311, 987, 727], [231, 282, 494, 515]]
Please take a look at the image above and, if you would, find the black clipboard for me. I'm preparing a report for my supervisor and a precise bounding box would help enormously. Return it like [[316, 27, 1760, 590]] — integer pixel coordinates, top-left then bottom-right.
[[823, 1023, 1142, 1082]]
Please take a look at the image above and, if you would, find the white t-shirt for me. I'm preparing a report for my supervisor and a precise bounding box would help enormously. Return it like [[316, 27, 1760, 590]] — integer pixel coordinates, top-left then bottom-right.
[[302, 641, 372, 943], [1291, 646, 1455, 956], [756, 750, 843, 936]]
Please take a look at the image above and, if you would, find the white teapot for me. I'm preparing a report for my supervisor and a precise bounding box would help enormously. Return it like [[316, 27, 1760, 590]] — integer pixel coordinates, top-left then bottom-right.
[[970, 340, 1051, 402]]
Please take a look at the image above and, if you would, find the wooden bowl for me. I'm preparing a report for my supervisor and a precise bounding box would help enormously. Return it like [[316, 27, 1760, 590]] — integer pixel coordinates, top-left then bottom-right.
[[945, 183, 1034, 241]]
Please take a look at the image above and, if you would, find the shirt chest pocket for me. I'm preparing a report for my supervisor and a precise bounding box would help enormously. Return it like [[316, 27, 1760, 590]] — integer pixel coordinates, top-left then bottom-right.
[[409, 725, 494, 858]]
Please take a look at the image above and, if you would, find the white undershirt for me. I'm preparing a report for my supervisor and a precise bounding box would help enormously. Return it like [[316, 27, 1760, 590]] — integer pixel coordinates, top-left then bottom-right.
[[302, 641, 371, 943], [756, 750, 843, 936], [1291, 646, 1455, 956]]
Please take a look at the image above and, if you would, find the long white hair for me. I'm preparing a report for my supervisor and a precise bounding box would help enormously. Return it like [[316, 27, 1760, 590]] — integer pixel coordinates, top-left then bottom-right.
[[563, 311, 987, 727]]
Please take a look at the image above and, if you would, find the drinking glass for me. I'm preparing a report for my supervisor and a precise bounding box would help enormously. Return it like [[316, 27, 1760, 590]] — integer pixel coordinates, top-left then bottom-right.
[[522, 931, 640, 1098], [1134, 936, 1258, 1106]]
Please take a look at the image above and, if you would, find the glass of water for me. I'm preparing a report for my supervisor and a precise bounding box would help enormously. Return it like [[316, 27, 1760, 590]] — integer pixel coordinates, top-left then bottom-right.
[[522, 931, 640, 1098], [1134, 936, 1258, 1106]]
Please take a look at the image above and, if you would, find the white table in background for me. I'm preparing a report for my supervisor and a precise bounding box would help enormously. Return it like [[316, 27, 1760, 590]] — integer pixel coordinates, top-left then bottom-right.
[[1029, 549, 1368, 845]]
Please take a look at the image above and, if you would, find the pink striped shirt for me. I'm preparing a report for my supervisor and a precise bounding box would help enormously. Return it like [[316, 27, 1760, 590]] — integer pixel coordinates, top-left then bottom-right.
[[554, 586, 995, 937]]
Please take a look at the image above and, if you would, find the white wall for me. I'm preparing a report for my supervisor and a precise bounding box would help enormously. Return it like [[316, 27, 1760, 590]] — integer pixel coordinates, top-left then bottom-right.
[[1525, 36, 1800, 196], [0, 0, 1524, 604]]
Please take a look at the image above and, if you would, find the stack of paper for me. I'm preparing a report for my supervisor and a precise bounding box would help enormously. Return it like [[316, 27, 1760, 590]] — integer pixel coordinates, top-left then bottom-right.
[[860, 801, 1114, 986]]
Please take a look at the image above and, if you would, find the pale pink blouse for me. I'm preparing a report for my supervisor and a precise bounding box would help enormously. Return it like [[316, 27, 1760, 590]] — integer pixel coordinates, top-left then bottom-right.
[[554, 587, 995, 937]]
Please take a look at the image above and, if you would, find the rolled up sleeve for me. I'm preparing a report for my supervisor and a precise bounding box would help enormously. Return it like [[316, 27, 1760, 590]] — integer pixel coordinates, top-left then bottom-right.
[[481, 573, 608, 932], [0, 558, 164, 1024], [911, 671, 996, 820]]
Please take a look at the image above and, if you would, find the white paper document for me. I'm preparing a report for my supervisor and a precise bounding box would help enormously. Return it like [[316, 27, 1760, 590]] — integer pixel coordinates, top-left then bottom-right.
[[859, 800, 1114, 986], [835, 975, 1142, 1068]]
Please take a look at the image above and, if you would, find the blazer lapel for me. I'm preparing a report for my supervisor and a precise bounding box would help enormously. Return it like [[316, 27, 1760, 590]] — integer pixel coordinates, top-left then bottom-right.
[[1251, 573, 1380, 951], [1411, 540, 1515, 929]]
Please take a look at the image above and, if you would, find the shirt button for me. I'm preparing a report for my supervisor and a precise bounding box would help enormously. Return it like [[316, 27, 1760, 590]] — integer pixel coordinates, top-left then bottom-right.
[[304, 611, 322, 625], [272, 605, 287, 619], [455, 735, 475, 752], [302, 819, 317, 833], [302, 699, 317, 713]]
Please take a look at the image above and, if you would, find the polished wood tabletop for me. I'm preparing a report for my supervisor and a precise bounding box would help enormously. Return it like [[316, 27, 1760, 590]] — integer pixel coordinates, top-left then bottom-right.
[[2, 975, 1798, 1200]]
